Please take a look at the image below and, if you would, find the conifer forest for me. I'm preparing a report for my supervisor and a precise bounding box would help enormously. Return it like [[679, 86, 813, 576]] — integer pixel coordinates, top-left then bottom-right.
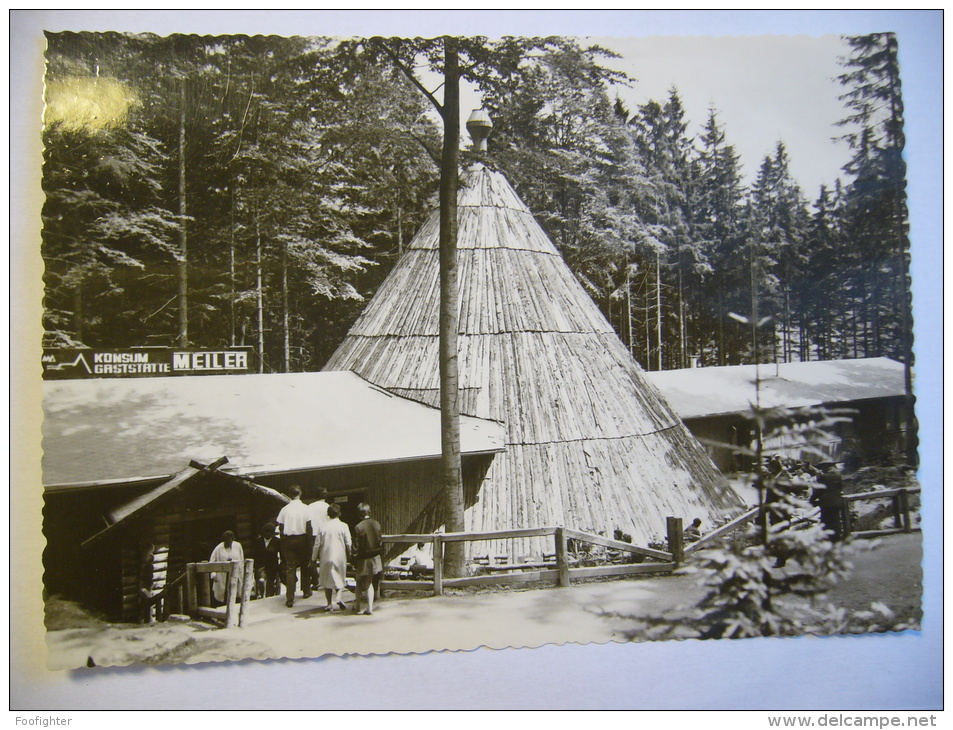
[[41, 32, 912, 376]]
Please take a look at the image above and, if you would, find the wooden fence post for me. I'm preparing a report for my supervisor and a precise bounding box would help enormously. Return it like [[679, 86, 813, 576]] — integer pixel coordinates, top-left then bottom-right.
[[239, 559, 254, 628], [224, 562, 240, 628], [666, 517, 684, 565], [186, 563, 197, 618], [433, 534, 444, 596], [899, 489, 912, 532], [893, 493, 903, 529], [198, 567, 210, 608], [555, 527, 570, 587]]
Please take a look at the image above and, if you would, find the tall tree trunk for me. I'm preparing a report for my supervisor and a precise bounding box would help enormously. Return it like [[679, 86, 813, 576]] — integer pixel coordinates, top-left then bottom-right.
[[281, 238, 290, 373], [655, 251, 662, 371], [438, 38, 465, 578], [784, 286, 791, 362], [177, 77, 189, 348], [717, 290, 725, 366], [677, 241, 686, 369], [396, 163, 404, 256], [625, 263, 633, 357], [72, 278, 84, 344], [229, 183, 236, 348], [644, 278, 651, 366], [255, 209, 264, 374]]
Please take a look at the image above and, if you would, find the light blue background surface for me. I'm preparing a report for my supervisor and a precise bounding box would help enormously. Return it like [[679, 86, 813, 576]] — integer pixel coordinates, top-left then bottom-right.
[[10, 9, 942, 711]]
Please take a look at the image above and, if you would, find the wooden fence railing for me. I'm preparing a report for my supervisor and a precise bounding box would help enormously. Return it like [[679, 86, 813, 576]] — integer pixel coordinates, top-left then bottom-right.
[[843, 486, 921, 539], [185, 559, 254, 628], [379, 490, 917, 597], [683, 506, 760, 556], [381, 523, 681, 595]]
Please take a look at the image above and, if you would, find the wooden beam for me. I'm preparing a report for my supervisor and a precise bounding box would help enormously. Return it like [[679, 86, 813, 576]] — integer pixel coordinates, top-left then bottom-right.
[[437, 561, 678, 589], [380, 580, 434, 591], [477, 560, 559, 572], [193, 561, 234, 573], [195, 606, 227, 620], [440, 527, 557, 542], [666, 517, 684, 565], [442, 569, 559, 588], [850, 527, 921, 540], [843, 486, 920, 502], [239, 559, 254, 628], [224, 563, 239, 628], [433, 534, 444, 596], [555, 527, 569, 587], [684, 506, 760, 555], [568, 563, 676, 579], [899, 489, 912, 532], [189, 456, 229, 472], [563, 528, 673, 561], [186, 563, 198, 618]]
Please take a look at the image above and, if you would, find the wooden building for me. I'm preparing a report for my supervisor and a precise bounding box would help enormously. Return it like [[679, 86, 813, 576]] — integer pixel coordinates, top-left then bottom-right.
[[42, 371, 504, 620], [645, 357, 909, 472], [324, 163, 744, 552]]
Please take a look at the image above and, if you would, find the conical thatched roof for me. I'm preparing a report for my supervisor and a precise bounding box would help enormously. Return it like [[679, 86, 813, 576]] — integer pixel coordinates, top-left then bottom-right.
[[325, 163, 743, 549]]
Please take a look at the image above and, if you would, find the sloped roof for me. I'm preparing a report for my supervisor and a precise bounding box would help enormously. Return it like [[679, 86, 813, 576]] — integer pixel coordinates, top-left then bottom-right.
[[325, 163, 743, 546], [83, 458, 290, 547], [42, 370, 505, 489], [645, 357, 907, 420]]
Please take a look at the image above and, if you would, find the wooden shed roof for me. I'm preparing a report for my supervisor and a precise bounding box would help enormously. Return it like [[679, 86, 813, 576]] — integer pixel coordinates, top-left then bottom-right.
[[325, 163, 743, 545], [42, 370, 505, 490], [82, 457, 290, 548], [646, 357, 907, 420]]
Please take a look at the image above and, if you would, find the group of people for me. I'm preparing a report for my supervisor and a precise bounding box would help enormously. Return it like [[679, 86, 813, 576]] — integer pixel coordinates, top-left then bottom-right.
[[209, 485, 385, 615], [270, 485, 384, 615]]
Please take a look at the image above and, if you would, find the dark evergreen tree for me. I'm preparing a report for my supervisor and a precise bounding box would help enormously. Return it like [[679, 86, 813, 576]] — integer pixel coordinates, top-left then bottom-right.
[[748, 142, 811, 365], [835, 32, 914, 464], [693, 108, 750, 365]]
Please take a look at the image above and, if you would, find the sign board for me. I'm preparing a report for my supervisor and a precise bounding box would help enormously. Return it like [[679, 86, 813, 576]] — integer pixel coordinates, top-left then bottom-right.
[[42, 348, 256, 380]]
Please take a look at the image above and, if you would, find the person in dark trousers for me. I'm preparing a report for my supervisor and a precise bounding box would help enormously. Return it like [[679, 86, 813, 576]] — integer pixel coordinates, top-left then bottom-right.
[[812, 466, 847, 542], [275, 485, 312, 607], [352, 502, 383, 615], [253, 522, 281, 598]]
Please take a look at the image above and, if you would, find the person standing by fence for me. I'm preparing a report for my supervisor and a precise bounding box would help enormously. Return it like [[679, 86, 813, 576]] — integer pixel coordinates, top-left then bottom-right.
[[812, 466, 847, 542], [353, 502, 384, 616], [276, 485, 312, 608], [209, 530, 245, 605]]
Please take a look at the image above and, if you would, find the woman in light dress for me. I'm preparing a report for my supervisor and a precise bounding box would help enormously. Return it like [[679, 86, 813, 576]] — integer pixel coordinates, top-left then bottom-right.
[[315, 503, 352, 611], [209, 530, 244, 604]]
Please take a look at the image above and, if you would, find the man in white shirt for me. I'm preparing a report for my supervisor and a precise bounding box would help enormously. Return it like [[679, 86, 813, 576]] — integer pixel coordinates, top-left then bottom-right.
[[276, 484, 312, 608]]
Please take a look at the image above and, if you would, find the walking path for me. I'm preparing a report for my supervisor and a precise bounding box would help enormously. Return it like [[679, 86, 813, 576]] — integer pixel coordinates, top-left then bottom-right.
[[48, 532, 922, 669]]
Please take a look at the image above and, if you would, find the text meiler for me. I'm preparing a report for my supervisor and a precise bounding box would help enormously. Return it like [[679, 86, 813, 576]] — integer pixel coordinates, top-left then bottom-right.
[[172, 351, 249, 372]]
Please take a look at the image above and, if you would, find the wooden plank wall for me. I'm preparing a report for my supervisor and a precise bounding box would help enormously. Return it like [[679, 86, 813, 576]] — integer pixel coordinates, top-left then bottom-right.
[[117, 478, 282, 622], [256, 455, 492, 554]]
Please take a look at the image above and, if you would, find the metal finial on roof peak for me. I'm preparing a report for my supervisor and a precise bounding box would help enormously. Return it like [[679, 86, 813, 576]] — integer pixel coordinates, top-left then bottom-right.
[[466, 108, 493, 152]]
